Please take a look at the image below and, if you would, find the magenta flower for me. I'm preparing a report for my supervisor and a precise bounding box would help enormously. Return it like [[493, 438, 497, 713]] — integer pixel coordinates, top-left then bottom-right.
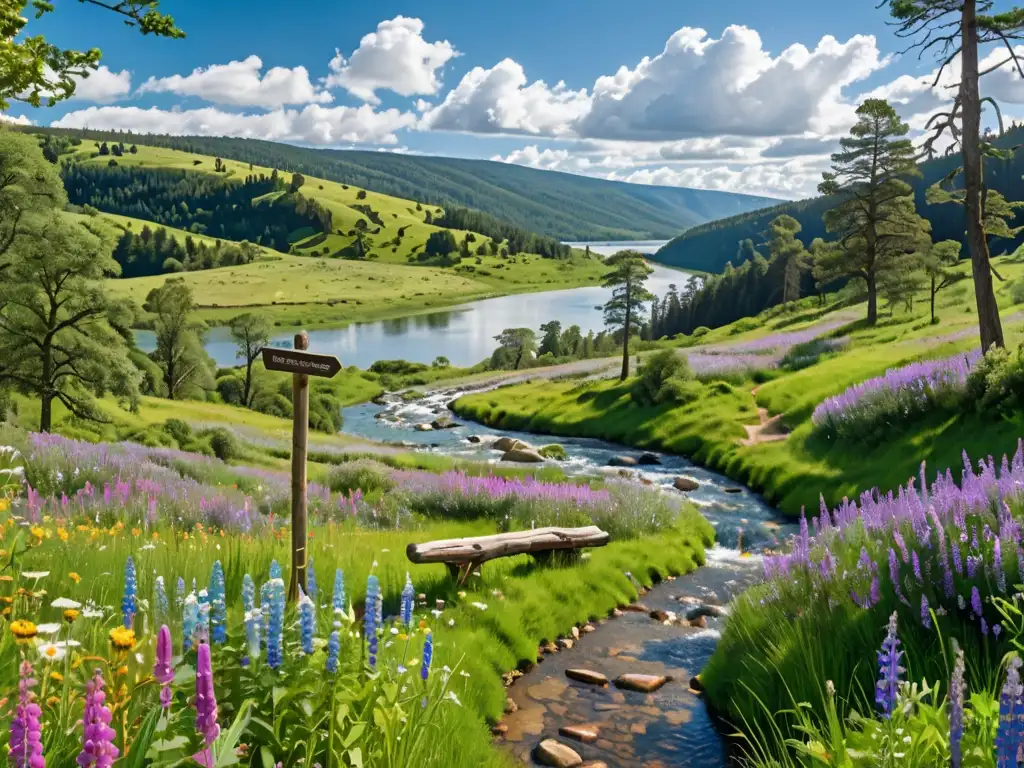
[[77, 669, 119, 768], [10, 660, 45, 768], [153, 624, 175, 710], [195, 643, 220, 750]]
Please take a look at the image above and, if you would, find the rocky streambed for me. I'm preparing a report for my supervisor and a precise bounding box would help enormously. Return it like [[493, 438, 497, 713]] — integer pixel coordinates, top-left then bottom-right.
[[341, 387, 796, 767]]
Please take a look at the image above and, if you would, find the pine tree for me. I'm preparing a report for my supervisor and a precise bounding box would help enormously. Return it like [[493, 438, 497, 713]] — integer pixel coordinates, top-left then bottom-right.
[[814, 99, 930, 324], [602, 251, 654, 380]]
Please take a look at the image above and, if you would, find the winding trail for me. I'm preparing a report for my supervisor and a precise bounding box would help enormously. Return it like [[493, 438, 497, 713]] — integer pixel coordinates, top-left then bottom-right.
[[740, 385, 789, 447]]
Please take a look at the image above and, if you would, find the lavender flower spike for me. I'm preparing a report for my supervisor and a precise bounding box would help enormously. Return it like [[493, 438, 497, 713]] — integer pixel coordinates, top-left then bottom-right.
[[77, 669, 119, 768], [949, 648, 965, 768], [10, 660, 44, 768], [875, 612, 904, 719]]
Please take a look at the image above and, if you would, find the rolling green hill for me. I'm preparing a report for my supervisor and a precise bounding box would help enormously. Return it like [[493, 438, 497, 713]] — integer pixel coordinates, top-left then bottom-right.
[[33, 127, 779, 240], [655, 126, 1024, 273]]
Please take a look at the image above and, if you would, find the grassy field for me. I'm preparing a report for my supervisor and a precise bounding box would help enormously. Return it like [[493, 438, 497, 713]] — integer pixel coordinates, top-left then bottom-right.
[[453, 252, 1024, 517], [68, 144, 609, 328]]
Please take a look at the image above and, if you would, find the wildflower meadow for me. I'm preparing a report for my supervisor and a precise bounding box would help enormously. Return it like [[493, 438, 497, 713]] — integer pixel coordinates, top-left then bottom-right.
[[0, 428, 713, 767]]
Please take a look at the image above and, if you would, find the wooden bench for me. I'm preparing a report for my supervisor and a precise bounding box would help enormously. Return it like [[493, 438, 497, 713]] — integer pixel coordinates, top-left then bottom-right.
[[406, 526, 610, 584]]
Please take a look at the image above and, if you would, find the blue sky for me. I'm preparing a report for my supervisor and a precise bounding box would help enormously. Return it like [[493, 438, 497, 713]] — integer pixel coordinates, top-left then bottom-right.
[[8, 0, 1024, 198]]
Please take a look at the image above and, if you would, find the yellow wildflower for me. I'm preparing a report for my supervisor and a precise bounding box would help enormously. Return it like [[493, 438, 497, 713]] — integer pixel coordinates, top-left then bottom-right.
[[49, 671, 63, 682], [0, 499, 9, 513], [10, 619, 38, 639], [57, 528, 68, 542], [30, 526, 44, 540], [68, 572, 81, 584], [131, 528, 141, 537], [109, 627, 136, 650], [46, 696, 60, 707], [63, 609, 79, 623], [152, 532, 160, 540], [116, 665, 128, 677]]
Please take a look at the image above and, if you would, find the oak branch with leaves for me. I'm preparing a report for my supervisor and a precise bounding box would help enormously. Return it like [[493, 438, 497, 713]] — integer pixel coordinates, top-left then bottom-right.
[[1, 0, 184, 111]]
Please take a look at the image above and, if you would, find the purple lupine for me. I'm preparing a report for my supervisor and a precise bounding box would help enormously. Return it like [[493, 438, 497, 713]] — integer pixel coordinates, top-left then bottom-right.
[[995, 537, 1007, 593], [950, 649, 965, 768], [971, 586, 983, 619], [10, 660, 44, 768], [911, 551, 923, 584], [77, 669, 119, 768], [996, 656, 1024, 767], [195, 643, 220, 747], [920, 594, 932, 629], [153, 625, 175, 710], [875, 612, 903, 719]]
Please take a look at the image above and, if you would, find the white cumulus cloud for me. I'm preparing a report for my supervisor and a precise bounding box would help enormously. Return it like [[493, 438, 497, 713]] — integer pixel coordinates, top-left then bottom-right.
[[325, 16, 457, 104], [609, 160, 827, 199], [0, 112, 32, 125], [420, 58, 589, 136], [73, 66, 132, 103], [138, 55, 331, 108], [51, 104, 415, 145]]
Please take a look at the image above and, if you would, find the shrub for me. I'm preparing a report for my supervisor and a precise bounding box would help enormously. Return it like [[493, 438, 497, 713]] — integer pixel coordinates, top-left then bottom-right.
[[251, 392, 292, 419], [539, 444, 567, 460], [692, 326, 710, 338], [200, 427, 239, 461], [632, 349, 693, 405], [963, 342, 1024, 418], [163, 418, 192, 447], [1011, 279, 1024, 305], [326, 460, 395, 496], [215, 375, 245, 405], [780, 338, 847, 371], [369, 359, 430, 376]]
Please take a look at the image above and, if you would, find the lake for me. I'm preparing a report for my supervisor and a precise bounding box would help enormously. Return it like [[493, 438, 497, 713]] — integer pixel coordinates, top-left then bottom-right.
[[135, 241, 692, 369]]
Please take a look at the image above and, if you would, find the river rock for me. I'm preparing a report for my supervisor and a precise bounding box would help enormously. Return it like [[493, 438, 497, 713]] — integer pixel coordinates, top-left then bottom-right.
[[431, 417, 459, 430], [637, 452, 661, 465], [685, 605, 724, 621], [614, 674, 671, 693], [649, 609, 671, 622], [502, 447, 546, 463], [467, 435, 482, 444], [580, 762, 609, 768], [558, 637, 575, 650], [565, 669, 608, 686], [689, 615, 708, 629], [493, 436, 528, 452], [570, 626, 580, 640], [534, 739, 583, 767], [673, 477, 699, 492], [505, 697, 518, 714], [724, 487, 743, 494], [414, 423, 433, 432], [622, 603, 650, 614], [491, 723, 508, 736], [558, 724, 600, 744], [582, 624, 595, 633], [689, 674, 705, 694], [607, 455, 639, 467]]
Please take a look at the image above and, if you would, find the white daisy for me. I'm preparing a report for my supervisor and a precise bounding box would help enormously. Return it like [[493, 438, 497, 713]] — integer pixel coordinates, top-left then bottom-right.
[[21, 571, 49, 580], [35, 623, 61, 635], [36, 642, 66, 662], [51, 597, 81, 609]]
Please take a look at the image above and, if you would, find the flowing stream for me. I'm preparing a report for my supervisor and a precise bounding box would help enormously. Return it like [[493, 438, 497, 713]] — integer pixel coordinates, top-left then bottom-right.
[[341, 386, 796, 766]]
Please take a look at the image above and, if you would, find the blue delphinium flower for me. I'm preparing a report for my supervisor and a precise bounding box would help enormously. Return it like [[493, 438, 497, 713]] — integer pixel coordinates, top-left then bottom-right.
[[210, 561, 227, 644], [949, 648, 965, 768], [243, 606, 261, 664], [875, 612, 903, 718], [332, 569, 345, 627], [299, 586, 315, 655], [996, 655, 1023, 768], [154, 575, 169, 621], [270, 560, 282, 580], [266, 574, 285, 669], [326, 630, 340, 674], [401, 572, 415, 627], [365, 575, 379, 669], [176, 577, 185, 608], [421, 631, 433, 682], [197, 589, 211, 643], [183, 592, 199, 653], [242, 574, 255, 614], [307, 558, 318, 606], [122, 556, 137, 629]]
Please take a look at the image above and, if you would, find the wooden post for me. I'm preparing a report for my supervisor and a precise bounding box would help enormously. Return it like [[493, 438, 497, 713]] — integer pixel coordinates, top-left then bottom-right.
[[288, 331, 310, 602]]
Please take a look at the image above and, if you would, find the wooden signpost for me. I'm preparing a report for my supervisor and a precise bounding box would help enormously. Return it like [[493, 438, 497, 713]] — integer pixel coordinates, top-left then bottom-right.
[[261, 332, 342, 602]]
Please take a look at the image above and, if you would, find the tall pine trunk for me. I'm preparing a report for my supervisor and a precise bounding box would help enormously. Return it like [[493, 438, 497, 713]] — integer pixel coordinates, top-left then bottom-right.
[[866, 273, 878, 325], [620, 294, 632, 381], [962, 0, 1004, 350]]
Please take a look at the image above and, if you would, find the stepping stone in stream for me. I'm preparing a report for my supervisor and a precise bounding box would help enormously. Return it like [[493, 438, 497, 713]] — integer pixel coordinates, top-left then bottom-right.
[[534, 738, 583, 767], [614, 674, 671, 693], [559, 723, 600, 743], [566, 669, 609, 686]]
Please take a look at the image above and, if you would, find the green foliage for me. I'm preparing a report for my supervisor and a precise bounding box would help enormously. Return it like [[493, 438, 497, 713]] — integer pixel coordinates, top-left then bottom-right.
[[325, 459, 396, 496], [692, 326, 710, 337], [229, 312, 271, 407], [215, 374, 244, 405], [162, 418, 192, 446], [1013, 279, 1024, 305], [632, 349, 694, 405], [143, 277, 214, 400], [111, 221, 262, 278], [964, 343, 1024, 418], [603, 252, 654, 379], [62, 164, 332, 254], [433, 206, 569, 258], [200, 426, 239, 461], [424, 229, 458, 258], [538, 444, 567, 460], [491, 328, 537, 370]]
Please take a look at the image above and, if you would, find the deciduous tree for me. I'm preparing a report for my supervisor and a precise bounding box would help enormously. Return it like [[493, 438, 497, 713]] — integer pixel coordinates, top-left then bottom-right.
[[144, 278, 211, 400], [921, 239, 966, 323], [229, 312, 271, 407], [538, 320, 563, 357], [0, 214, 140, 431], [602, 251, 654, 380], [492, 328, 537, 370], [814, 99, 930, 324]]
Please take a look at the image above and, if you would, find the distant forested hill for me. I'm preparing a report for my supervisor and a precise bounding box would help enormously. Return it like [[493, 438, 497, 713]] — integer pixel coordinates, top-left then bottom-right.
[[655, 127, 1024, 272], [31, 128, 779, 240]]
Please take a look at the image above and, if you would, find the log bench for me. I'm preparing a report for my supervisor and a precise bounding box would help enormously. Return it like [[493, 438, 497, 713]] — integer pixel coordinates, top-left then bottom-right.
[[406, 526, 610, 584]]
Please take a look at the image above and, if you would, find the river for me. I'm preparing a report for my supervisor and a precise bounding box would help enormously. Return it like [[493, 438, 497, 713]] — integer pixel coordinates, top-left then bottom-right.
[[134, 241, 692, 370], [341, 385, 794, 767]]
